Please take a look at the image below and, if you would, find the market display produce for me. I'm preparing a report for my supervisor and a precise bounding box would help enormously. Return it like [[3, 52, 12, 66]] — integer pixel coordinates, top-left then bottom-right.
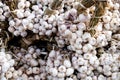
[[0, 0, 120, 80]]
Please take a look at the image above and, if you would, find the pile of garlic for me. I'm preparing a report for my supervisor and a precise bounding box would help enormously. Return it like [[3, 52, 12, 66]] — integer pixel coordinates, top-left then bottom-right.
[[72, 52, 120, 80], [0, 2, 9, 21], [46, 50, 76, 80], [56, 0, 120, 54], [8, 0, 57, 37], [0, 0, 120, 80], [0, 48, 15, 80], [1, 46, 119, 80]]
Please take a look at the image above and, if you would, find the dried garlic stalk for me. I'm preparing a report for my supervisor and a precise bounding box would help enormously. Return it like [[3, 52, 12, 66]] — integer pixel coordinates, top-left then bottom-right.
[[51, 0, 62, 10], [77, 0, 95, 14], [44, 8, 55, 16], [4, 0, 18, 11], [4, 0, 18, 17], [44, 0, 62, 16], [88, 0, 108, 36], [89, 1, 107, 28]]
